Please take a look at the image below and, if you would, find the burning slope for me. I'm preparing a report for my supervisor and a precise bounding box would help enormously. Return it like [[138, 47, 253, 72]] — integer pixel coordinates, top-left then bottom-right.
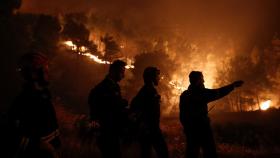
[[2, 0, 279, 114], [63, 40, 134, 69]]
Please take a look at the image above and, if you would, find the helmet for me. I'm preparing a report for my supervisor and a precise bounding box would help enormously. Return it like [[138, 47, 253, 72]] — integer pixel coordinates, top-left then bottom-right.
[[18, 52, 48, 72], [18, 52, 49, 82]]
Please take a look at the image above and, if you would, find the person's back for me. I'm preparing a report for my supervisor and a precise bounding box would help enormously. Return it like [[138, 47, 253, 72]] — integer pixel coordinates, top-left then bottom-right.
[[131, 83, 161, 129], [180, 84, 238, 124], [89, 76, 127, 131], [180, 87, 208, 122]]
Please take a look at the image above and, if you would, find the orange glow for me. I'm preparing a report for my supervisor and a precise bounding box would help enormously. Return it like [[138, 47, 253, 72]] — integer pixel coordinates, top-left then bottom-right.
[[260, 100, 271, 111], [64, 41, 77, 51], [168, 80, 185, 92], [83, 53, 111, 64], [62, 40, 134, 69]]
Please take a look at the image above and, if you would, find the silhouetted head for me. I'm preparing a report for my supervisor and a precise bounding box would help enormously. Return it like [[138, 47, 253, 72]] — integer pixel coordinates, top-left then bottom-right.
[[109, 60, 126, 82], [189, 71, 204, 88], [143, 67, 160, 86], [0, 0, 22, 15], [18, 51, 49, 87]]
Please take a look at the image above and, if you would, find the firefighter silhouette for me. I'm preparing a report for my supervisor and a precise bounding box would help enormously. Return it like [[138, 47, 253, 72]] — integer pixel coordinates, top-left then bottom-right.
[[130, 67, 169, 158], [179, 71, 243, 158], [8, 51, 60, 158], [88, 60, 128, 158]]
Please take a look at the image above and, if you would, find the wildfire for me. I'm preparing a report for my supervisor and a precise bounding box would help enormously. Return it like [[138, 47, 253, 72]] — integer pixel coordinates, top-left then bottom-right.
[[169, 80, 186, 92], [260, 100, 271, 111], [62, 40, 134, 69], [63, 41, 77, 51], [63, 40, 217, 94], [83, 53, 111, 64]]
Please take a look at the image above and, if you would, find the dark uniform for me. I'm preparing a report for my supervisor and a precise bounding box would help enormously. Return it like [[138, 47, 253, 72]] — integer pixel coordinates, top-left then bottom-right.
[[88, 75, 128, 158], [179, 84, 235, 158], [131, 83, 169, 158], [8, 83, 60, 158]]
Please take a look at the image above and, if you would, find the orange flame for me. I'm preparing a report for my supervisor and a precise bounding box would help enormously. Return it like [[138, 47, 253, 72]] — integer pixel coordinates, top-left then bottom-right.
[[62, 40, 134, 69], [64, 41, 77, 51], [83, 53, 111, 64], [168, 80, 185, 92], [260, 100, 271, 111]]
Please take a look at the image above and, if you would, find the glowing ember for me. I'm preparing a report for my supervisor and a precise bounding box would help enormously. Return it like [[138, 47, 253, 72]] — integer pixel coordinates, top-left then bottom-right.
[[260, 100, 271, 111], [125, 65, 135, 69], [80, 46, 88, 52]]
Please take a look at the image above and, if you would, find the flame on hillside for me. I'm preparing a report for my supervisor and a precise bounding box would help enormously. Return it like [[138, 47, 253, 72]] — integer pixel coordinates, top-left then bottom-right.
[[62, 40, 134, 69]]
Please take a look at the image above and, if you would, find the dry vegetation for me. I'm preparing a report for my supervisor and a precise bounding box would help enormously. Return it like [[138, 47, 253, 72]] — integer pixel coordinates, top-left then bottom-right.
[[55, 104, 280, 158]]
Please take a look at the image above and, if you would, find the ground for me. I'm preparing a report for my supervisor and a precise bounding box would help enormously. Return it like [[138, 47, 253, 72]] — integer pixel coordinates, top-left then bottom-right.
[[56, 105, 280, 158]]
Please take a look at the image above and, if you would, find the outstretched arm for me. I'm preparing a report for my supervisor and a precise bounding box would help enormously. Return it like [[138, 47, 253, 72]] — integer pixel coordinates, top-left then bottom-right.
[[205, 80, 244, 102]]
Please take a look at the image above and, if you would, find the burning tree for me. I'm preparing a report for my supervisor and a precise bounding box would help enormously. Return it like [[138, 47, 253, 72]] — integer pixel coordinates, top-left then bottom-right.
[[215, 36, 280, 112], [32, 15, 61, 57], [61, 14, 98, 55], [101, 33, 121, 60]]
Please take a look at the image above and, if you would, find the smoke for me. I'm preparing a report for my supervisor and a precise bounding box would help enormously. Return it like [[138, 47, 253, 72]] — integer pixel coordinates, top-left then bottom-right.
[[20, 0, 280, 58], [20, 0, 280, 35], [214, 40, 280, 111], [2, 0, 280, 113]]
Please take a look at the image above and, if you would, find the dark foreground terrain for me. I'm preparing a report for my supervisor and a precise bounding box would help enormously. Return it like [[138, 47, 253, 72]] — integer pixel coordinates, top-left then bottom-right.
[[55, 106, 280, 158], [2, 105, 280, 158]]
